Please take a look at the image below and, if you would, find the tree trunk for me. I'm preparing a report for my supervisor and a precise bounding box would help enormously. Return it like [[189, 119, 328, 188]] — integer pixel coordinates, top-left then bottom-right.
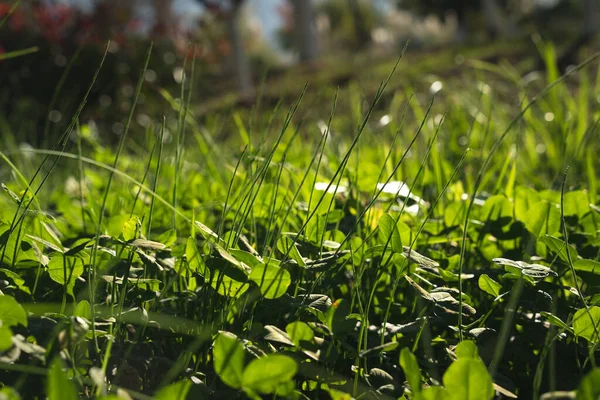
[[348, 0, 371, 48], [153, 0, 173, 37], [228, 3, 253, 94], [584, 0, 598, 38], [482, 0, 516, 39], [293, 0, 318, 62], [453, 3, 468, 43]]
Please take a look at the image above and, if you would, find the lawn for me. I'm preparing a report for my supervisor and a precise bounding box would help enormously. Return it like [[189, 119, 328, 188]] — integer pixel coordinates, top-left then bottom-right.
[[1, 38, 600, 399]]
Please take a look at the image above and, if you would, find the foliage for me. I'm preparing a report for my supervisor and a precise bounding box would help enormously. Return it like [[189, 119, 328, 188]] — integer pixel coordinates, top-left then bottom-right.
[[0, 22, 600, 400]]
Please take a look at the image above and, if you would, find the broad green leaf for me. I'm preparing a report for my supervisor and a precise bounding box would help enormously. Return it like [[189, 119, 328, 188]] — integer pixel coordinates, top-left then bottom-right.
[[154, 379, 192, 400], [286, 321, 314, 347], [539, 235, 578, 263], [400, 347, 422, 396], [211, 269, 249, 298], [129, 239, 166, 250], [327, 388, 353, 400], [156, 229, 177, 247], [250, 261, 291, 299], [47, 255, 84, 296], [576, 368, 600, 400], [0, 325, 13, 352], [213, 331, 245, 389], [514, 186, 541, 223], [0, 295, 27, 328], [306, 215, 326, 244], [564, 190, 590, 219], [242, 354, 297, 394], [215, 244, 251, 275], [0, 226, 40, 267], [0, 387, 21, 400], [444, 201, 466, 228], [422, 386, 449, 400], [540, 312, 572, 332], [73, 300, 92, 320], [1, 183, 21, 205], [443, 358, 494, 400], [122, 216, 139, 241], [377, 213, 403, 253], [573, 307, 600, 343], [185, 237, 209, 278], [0, 268, 31, 294], [478, 274, 502, 298], [574, 259, 600, 274], [47, 358, 78, 400], [523, 200, 560, 238], [480, 195, 512, 222], [277, 237, 306, 267], [195, 220, 224, 245], [230, 249, 263, 268], [455, 340, 479, 359]]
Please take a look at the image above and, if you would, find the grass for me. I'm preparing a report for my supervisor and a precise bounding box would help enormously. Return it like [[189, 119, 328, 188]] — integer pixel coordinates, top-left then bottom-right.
[[1, 37, 600, 400]]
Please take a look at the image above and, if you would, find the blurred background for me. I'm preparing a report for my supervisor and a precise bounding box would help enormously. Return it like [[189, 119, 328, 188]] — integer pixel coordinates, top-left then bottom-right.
[[0, 0, 598, 146]]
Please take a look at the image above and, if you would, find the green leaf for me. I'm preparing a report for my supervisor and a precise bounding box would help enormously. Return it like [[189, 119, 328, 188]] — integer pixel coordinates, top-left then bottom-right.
[[195, 220, 224, 245], [306, 215, 326, 244], [213, 331, 245, 389], [47, 255, 84, 297], [154, 380, 192, 400], [0, 268, 31, 294], [242, 354, 297, 394], [422, 386, 449, 400], [122, 216, 139, 241], [478, 274, 502, 298], [47, 358, 78, 400], [443, 358, 494, 400], [574, 259, 600, 274], [1, 183, 21, 205], [523, 200, 560, 238], [215, 244, 251, 275], [326, 388, 353, 400], [480, 195, 512, 222], [377, 213, 403, 253], [0, 325, 13, 352], [156, 229, 177, 247], [185, 237, 209, 278], [249, 261, 291, 299], [277, 237, 306, 267], [539, 235, 578, 263], [564, 190, 590, 219], [211, 269, 249, 298], [0, 295, 27, 328], [540, 312, 572, 332], [400, 347, 422, 397], [455, 340, 479, 359], [285, 321, 314, 347], [73, 300, 92, 320], [0, 387, 21, 400], [573, 307, 600, 344], [576, 368, 600, 400]]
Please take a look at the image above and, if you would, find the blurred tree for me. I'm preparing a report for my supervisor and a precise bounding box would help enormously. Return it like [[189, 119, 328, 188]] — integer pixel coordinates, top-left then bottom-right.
[[317, 0, 380, 50], [348, 0, 372, 48], [395, 0, 516, 41], [583, 0, 597, 39], [293, 0, 319, 61], [197, 0, 253, 94]]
